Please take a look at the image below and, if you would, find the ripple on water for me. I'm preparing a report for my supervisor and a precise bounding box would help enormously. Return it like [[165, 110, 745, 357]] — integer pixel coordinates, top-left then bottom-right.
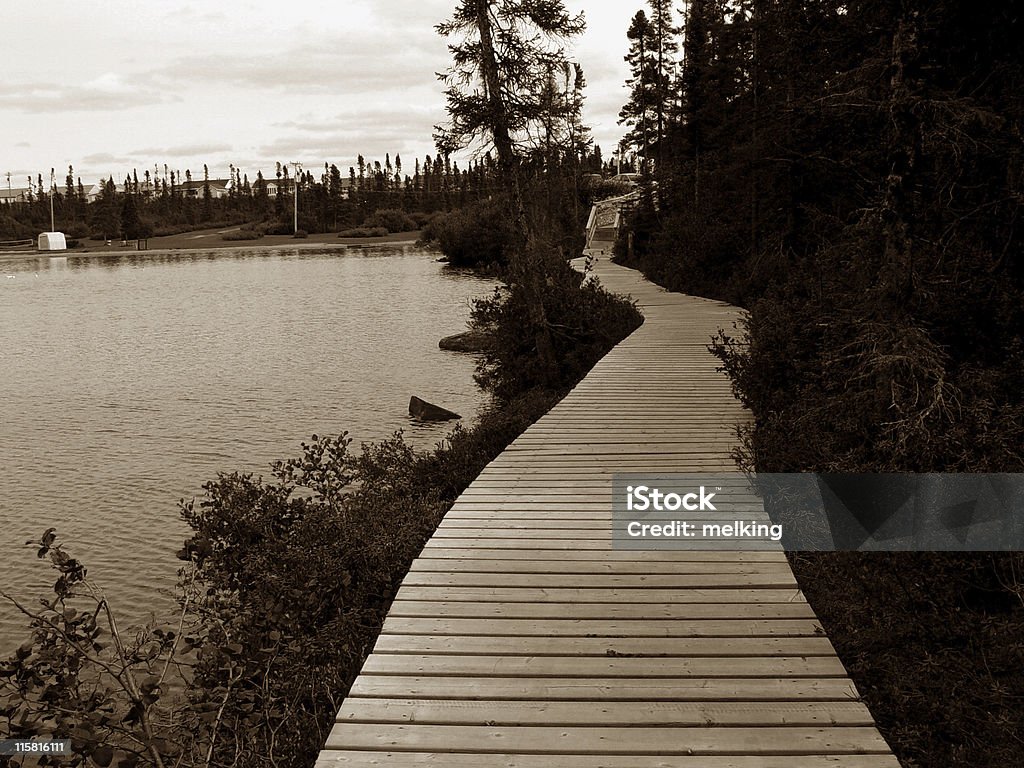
[[0, 245, 493, 651]]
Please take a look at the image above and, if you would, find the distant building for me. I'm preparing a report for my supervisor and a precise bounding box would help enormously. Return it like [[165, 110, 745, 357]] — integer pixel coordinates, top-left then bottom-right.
[[81, 183, 103, 203], [0, 187, 31, 205], [177, 179, 231, 199]]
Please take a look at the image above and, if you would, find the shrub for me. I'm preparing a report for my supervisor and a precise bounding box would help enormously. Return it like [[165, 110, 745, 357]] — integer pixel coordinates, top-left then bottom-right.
[[470, 258, 643, 400], [292, 229, 308, 239], [421, 198, 516, 267], [338, 227, 387, 238], [1, 530, 198, 766], [365, 208, 417, 233], [409, 211, 437, 228], [260, 220, 294, 236], [64, 222, 90, 239]]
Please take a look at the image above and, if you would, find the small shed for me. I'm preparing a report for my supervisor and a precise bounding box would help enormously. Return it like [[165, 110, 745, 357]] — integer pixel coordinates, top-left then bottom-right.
[[38, 232, 67, 251]]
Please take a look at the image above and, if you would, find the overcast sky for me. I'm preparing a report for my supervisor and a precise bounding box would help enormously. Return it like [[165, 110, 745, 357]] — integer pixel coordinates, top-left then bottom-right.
[[2, 1, 648, 186]]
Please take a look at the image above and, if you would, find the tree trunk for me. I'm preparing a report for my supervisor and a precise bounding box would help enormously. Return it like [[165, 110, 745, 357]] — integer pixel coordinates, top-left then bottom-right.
[[474, 0, 557, 375]]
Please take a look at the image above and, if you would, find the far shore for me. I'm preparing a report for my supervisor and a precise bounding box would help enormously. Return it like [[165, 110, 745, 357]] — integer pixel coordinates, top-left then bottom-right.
[[0, 227, 426, 262]]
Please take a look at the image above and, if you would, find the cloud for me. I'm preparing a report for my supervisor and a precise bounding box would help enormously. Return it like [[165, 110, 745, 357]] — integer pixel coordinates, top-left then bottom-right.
[[131, 142, 235, 157], [156, 31, 447, 98], [0, 72, 176, 113], [257, 101, 447, 164], [82, 152, 135, 167]]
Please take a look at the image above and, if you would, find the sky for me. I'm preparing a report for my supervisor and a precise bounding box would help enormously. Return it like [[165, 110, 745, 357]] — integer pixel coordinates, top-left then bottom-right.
[[1, 1, 646, 187]]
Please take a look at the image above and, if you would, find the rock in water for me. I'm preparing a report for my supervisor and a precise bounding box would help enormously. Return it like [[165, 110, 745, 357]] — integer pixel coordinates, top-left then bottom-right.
[[409, 396, 461, 421], [438, 329, 493, 353]]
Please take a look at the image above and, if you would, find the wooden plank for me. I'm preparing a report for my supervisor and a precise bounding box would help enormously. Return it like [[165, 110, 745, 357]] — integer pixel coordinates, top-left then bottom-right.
[[386, 602, 813, 621], [317, 754, 901, 768], [347, 676, 860, 702], [408, 562, 793, 576], [401, 573, 796, 589], [325, 724, 890, 755], [336, 698, 876, 726], [416, 548, 788, 562], [394, 587, 806, 604], [421, 538, 783, 551], [370, 635, 838, 657], [380, 618, 825, 637], [318, 751, 892, 768], [409, 558, 795, 574], [359, 654, 847, 679]]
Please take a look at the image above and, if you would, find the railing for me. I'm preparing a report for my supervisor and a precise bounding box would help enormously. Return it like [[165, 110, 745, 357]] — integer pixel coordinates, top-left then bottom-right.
[[585, 190, 640, 252]]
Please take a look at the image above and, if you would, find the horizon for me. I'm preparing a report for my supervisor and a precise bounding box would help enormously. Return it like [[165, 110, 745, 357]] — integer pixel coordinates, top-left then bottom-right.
[[2, 1, 644, 186]]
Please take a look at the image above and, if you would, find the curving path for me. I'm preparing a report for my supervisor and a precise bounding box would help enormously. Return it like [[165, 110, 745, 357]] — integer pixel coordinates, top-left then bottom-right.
[[314, 252, 899, 767]]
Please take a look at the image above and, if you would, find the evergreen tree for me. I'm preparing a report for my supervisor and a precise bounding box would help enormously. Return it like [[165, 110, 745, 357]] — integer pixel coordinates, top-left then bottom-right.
[[201, 164, 212, 222], [120, 192, 142, 240], [65, 165, 76, 221], [254, 170, 269, 218], [647, 0, 678, 165], [435, 0, 587, 380], [619, 11, 657, 165]]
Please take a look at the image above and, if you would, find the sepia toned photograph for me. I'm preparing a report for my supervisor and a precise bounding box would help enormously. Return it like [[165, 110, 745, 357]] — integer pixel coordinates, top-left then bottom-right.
[[2, 2, 1021, 766]]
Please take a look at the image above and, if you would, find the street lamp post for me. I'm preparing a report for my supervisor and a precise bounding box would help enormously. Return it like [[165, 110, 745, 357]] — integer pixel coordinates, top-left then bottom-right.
[[49, 168, 56, 232], [291, 161, 302, 234]]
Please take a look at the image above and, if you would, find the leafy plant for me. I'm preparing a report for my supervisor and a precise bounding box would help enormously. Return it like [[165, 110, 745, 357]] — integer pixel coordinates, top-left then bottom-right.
[[0, 531, 195, 768]]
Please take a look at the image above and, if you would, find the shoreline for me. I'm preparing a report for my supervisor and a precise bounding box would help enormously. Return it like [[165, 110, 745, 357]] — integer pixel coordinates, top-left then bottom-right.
[[0, 228, 425, 263]]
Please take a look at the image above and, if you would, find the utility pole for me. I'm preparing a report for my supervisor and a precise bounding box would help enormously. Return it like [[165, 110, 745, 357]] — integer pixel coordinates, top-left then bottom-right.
[[49, 168, 56, 231], [291, 161, 302, 233]]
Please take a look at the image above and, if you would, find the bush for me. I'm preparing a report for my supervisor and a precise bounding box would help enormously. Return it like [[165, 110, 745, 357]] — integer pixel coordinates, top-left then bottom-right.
[[1, 531, 198, 765], [64, 222, 90, 239], [421, 198, 517, 267], [409, 211, 437, 228], [0, 215, 32, 240], [338, 227, 387, 238], [470, 259, 643, 400], [260, 220, 294, 236], [365, 208, 417, 233], [292, 229, 308, 239]]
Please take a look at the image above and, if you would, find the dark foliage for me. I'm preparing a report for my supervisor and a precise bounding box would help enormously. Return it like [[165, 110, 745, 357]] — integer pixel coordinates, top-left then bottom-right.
[[364, 208, 417, 233], [471, 265, 642, 400], [422, 197, 517, 267], [616, 2, 1024, 764]]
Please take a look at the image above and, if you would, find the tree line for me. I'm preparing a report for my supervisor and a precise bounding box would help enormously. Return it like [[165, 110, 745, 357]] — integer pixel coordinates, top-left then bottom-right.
[[1, 146, 608, 243], [616, 3, 1023, 764]]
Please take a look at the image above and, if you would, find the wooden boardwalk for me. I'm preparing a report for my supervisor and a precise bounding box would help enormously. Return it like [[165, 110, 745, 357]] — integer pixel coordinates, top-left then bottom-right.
[[316, 254, 898, 767]]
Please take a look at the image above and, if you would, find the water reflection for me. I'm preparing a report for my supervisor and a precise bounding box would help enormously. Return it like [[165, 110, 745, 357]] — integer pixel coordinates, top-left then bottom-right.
[[0, 245, 493, 651]]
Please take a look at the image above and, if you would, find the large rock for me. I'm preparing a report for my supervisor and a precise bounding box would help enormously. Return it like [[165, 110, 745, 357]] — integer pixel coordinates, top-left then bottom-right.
[[439, 329, 493, 353], [409, 396, 461, 421]]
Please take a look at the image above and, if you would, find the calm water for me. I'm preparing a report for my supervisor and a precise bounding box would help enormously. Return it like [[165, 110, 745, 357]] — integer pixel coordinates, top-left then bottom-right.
[[0, 245, 493, 651]]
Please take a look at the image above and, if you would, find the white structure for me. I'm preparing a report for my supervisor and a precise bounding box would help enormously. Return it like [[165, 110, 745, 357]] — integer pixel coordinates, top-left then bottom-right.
[[37, 232, 67, 251]]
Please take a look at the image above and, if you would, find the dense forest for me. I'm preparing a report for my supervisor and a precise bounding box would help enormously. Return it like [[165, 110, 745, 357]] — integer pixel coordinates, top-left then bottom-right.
[[616, 1, 1023, 764]]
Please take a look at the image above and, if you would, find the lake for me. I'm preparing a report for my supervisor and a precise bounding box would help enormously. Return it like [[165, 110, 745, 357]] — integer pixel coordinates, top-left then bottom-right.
[[0, 244, 493, 652]]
